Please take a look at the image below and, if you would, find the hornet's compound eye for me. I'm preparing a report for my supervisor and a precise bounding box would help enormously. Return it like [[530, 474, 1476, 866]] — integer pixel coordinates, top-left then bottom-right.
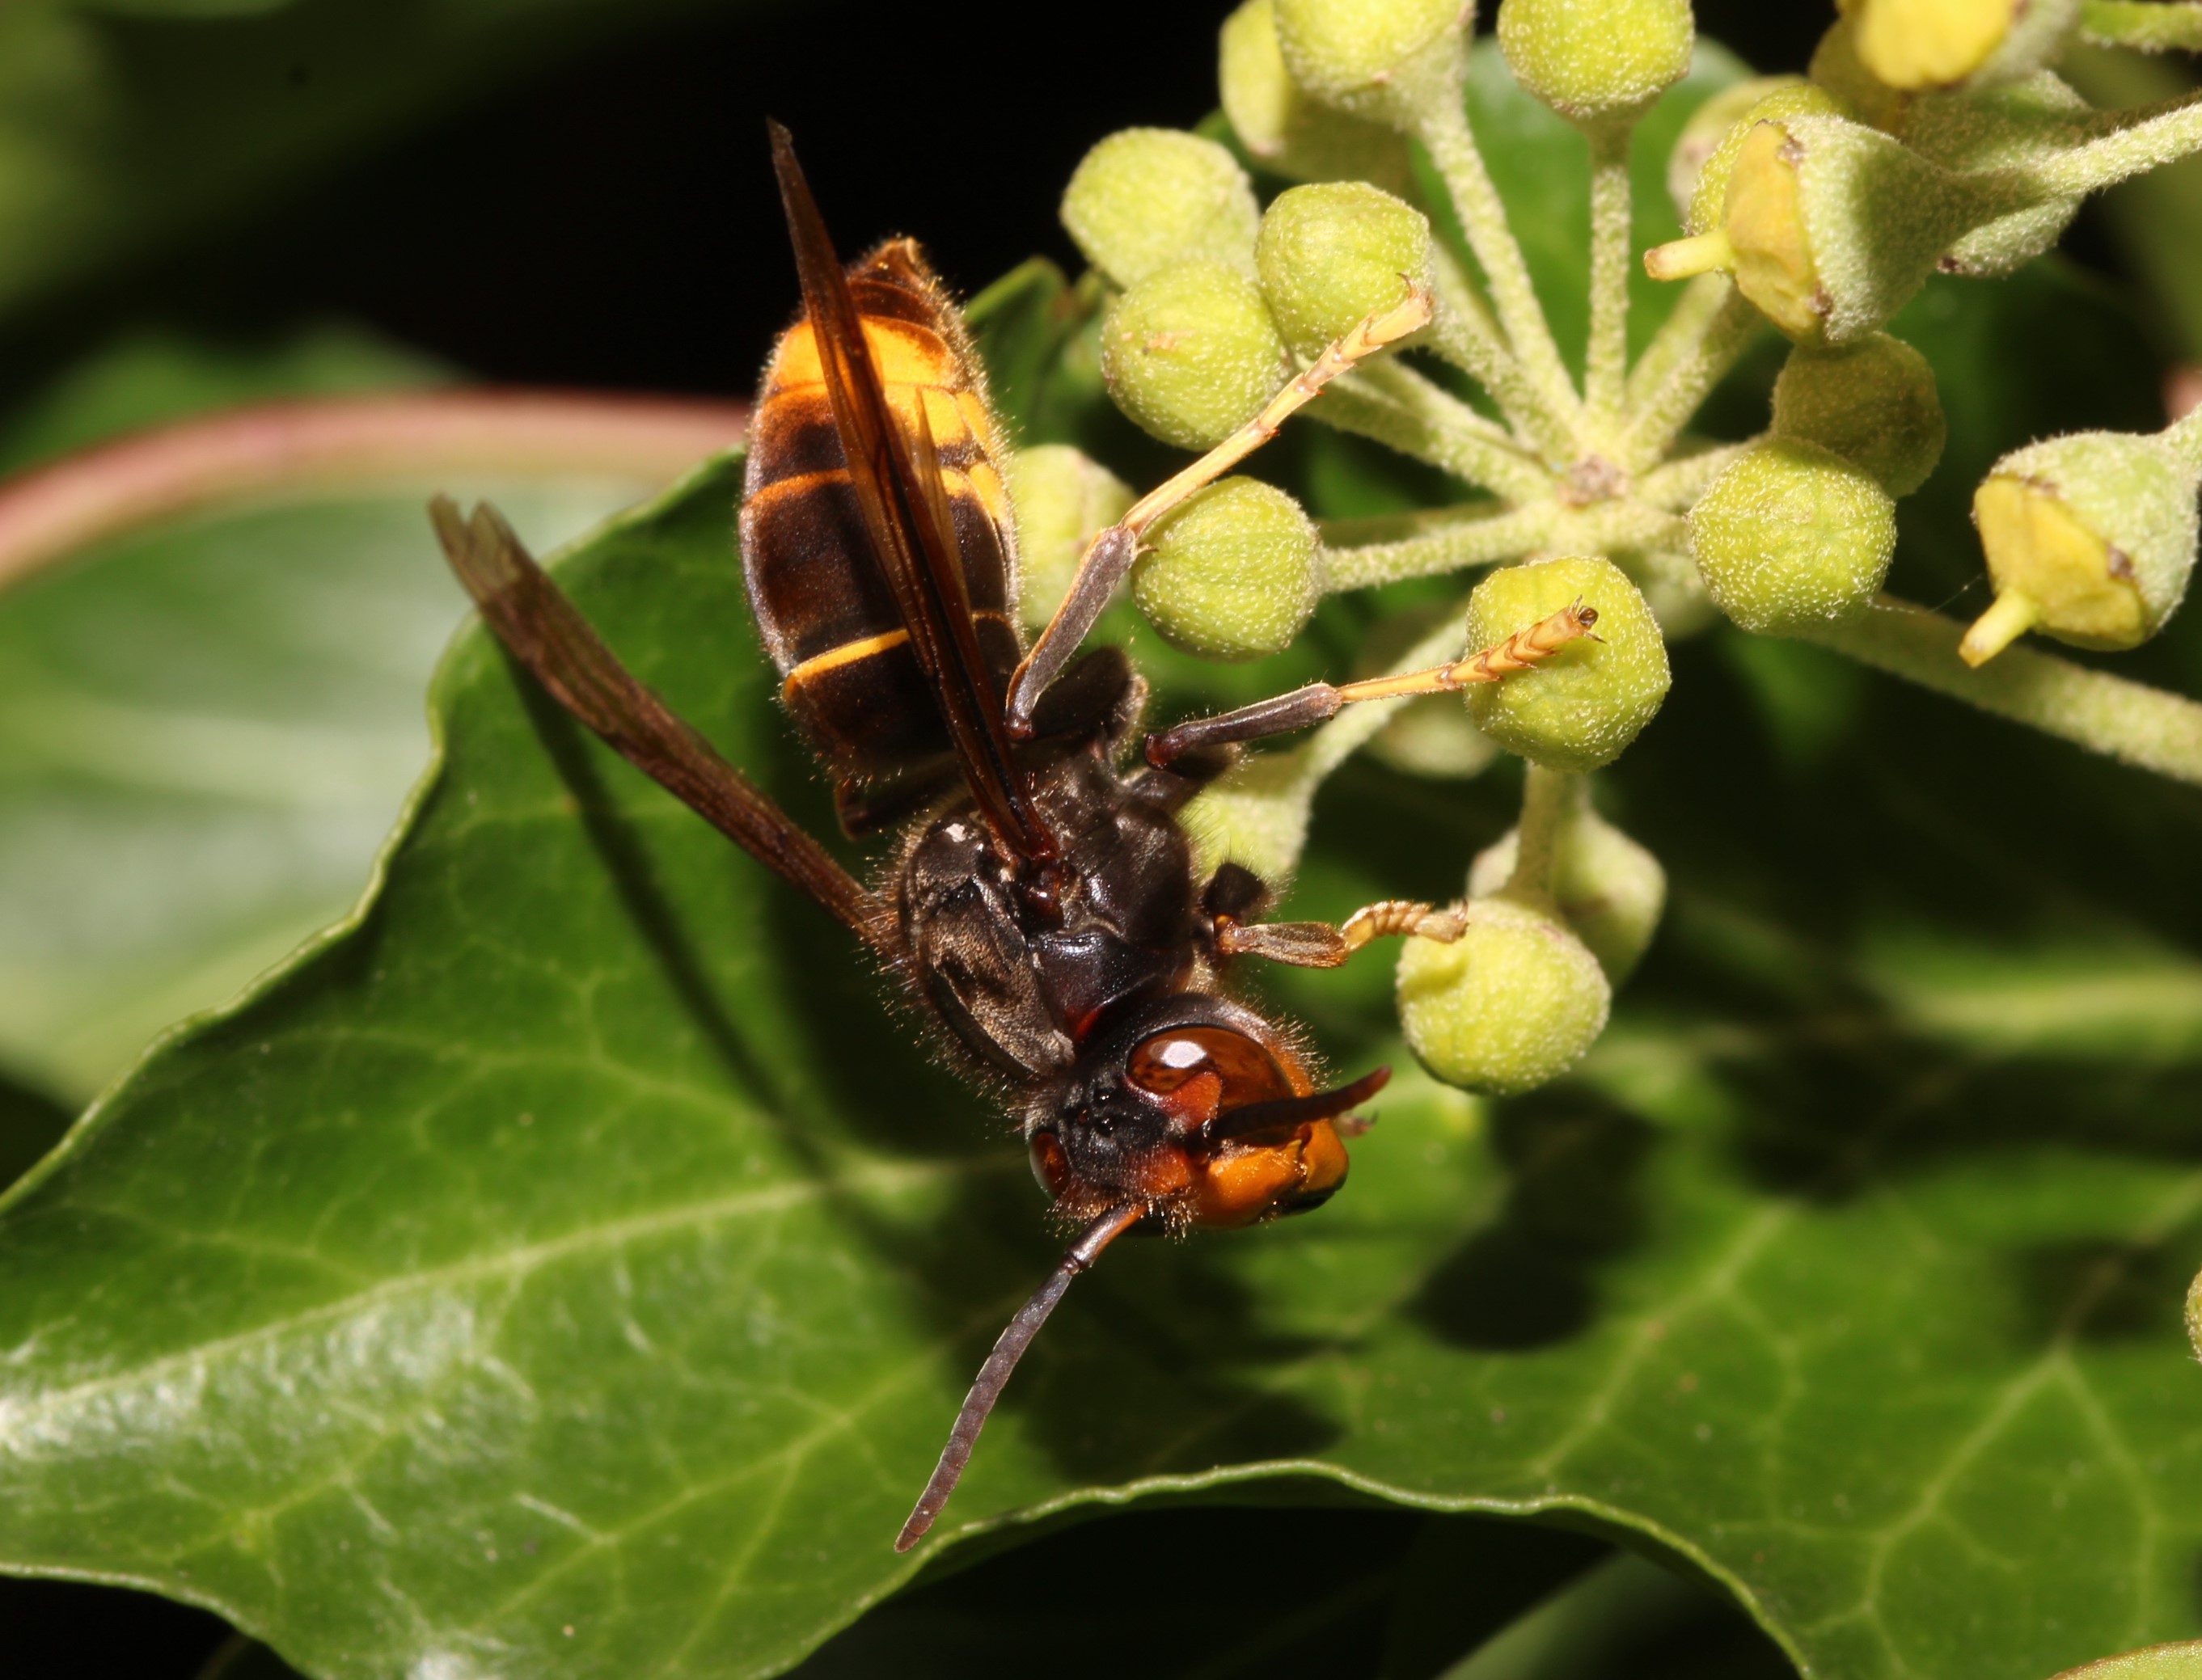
[[1028, 1129, 1071, 1199], [1124, 1026, 1297, 1132]]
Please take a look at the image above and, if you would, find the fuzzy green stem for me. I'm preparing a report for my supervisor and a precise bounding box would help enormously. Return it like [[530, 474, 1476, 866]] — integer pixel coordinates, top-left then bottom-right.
[[1502, 765, 1581, 901], [2162, 402, 2202, 475], [1798, 594, 2202, 787], [2060, 46, 2202, 363], [1321, 495, 1685, 593], [1322, 502, 1557, 591], [1412, 91, 1585, 433], [2027, 87, 2202, 200], [1584, 121, 1635, 437], [1615, 543, 1713, 625], [2082, 0, 2202, 52], [1638, 440, 1756, 510], [1427, 244, 1577, 464], [1624, 273, 1730, 410], [1315, 501, 1502, 548], [1618, 285, 1762, 471], [1593, 500, 1693, 554], [1317, 362, 1557, 502]]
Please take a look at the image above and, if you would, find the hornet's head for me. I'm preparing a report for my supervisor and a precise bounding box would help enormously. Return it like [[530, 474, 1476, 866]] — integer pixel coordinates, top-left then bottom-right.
[[1027, 994, 1384, 1231]]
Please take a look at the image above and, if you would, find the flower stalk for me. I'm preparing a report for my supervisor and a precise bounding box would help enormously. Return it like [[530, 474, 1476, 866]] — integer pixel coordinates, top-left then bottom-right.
[[2027, 88, 2202, 198], [1619, 286, 1763, 470], [2081, 0, 2202, 53], [1319, 496, 1685, 593], [1317, 361, 1556, 502], [1410, 85, 1586, 431], [1426, 243, 1576, 462], [1801, 596, 2202, 787], [1584, 121, 1637, 436], [1502, 764, 1582, 901]]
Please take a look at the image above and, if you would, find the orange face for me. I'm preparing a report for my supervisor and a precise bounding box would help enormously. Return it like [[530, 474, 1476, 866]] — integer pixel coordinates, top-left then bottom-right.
[[1185, 1116, 1350, 1228], [1122, 1027, 1350, 1227], [1024, 1024, 1355, 1230]]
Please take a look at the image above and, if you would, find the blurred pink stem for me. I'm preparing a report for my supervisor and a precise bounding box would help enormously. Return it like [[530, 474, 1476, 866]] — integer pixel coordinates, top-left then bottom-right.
[[0, 388, 747, 589]]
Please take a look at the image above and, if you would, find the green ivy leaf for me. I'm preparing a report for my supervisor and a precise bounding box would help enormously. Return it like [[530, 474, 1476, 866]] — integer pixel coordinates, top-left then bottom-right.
[[1, 384, 2200, 1678], [0, 480, 646, 1107], [0, 327, 664, 1104], [2048, 1642, 2202, 1680]]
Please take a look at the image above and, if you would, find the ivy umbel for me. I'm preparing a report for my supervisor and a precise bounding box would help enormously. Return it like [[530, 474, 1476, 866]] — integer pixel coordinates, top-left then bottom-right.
[[1012, 0, 2202, 1096]]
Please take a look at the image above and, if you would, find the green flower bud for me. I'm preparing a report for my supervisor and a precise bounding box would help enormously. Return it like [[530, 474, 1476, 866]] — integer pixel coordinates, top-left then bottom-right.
[[1467, 804, 1667, 984], [1005, 445, 1135, 632], [1101, 260, 1295, 450], [1061, 129, 1262, 289], [1273, 0, 1468, 122], [1668, 75, 1811, 224], [1219, 0, 1414, 190], [1771, 332, 1946, 497], [1181, 749, 1316, 887], [1397, 897, 1612, 1095], [1849, 0, 2081, 93], [1680, 83, 1853, 238], [1959, 431, 2200, 665], [1357, 604, 1500, 779], [1463, 556, 1671, 773], [1645, 115, 1988, 347], [1905, 74, 2087, 276], [1255, 182, 1434, 359], [1497, 0, 1693, 125], [1689, 437, 1898, 635], [1132, 476, 1322, 661]]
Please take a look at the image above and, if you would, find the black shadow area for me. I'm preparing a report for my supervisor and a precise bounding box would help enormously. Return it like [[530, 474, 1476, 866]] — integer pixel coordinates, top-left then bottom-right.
[[1411, 1087, 1656, 1353], [0, 1575, 232, 1680]]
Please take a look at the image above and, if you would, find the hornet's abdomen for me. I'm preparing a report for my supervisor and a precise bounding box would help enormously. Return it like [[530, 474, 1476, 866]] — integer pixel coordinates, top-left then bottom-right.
[[739, 238, 1021, 829]]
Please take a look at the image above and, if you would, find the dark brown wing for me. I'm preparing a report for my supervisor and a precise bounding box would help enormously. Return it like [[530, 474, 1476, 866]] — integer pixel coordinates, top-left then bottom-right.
[[430, 496, 893, 956], [767, 122, 1058, 867]]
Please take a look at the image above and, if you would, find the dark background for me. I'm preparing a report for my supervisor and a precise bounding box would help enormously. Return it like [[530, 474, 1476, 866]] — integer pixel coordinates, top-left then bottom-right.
[[0, 2, 1984, 1674], [15, 1, 1838, 406]]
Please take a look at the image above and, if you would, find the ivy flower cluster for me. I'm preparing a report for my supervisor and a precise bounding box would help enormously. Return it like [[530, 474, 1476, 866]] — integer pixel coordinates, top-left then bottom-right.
[[1008, 0, 2202, 1097]]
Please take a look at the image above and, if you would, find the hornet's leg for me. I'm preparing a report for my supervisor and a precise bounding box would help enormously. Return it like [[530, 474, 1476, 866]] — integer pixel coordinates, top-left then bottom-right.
[[1005, 285, 1436, 737], [1145, 599, 1600, 770], [1173, 602, 1604, 970], [1214, 900, 1470, 970]]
